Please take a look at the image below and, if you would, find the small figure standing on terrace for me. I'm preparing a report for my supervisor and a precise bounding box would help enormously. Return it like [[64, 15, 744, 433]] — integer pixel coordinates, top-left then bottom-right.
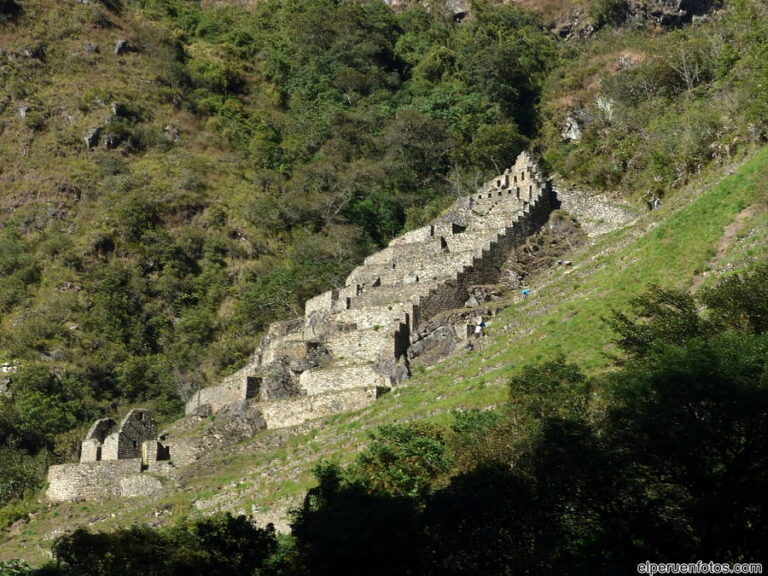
[[521, 288, 531, 299], [474, 318, 486, 338]]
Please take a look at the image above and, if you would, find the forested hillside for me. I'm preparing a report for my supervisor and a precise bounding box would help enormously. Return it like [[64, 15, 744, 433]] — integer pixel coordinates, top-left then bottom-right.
[[1, 0, 557, 507], [1, 0, 768, 570]]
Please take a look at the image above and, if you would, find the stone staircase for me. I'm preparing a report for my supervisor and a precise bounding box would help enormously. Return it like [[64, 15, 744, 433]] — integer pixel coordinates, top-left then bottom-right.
[[184, 152, 556, 430]]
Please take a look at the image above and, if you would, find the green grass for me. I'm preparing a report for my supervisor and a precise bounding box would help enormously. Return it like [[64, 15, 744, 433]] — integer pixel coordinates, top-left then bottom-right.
[[2, 147, 768, 566]]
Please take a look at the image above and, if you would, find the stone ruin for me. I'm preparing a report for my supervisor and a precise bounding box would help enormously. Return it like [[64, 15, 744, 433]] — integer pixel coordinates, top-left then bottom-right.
[[184, 152, 557, 428], [48, 152, 621, 503], [46, 409, 175, 502]]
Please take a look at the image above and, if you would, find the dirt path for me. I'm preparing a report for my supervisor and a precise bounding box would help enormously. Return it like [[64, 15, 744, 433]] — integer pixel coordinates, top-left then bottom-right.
[[689, 206, 756, 294]]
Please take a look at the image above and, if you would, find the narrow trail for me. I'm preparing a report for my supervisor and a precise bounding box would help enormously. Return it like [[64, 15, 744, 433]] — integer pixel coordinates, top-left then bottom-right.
[[689, 206, 756, 294]]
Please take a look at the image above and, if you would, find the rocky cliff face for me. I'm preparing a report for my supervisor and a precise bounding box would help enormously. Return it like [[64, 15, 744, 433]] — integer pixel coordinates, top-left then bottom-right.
[[552, 0, 721, 38]]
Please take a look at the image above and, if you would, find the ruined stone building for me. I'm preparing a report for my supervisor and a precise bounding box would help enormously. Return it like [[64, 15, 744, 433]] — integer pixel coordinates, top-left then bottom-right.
[[79, 409, 162, 463], [47, 409, 174, 501], [45, 152, 636, 503], [184, 152, 557, 429]]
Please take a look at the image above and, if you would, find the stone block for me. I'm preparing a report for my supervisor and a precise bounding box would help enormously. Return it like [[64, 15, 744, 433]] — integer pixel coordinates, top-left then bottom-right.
[[261, 387, 377, 429], [120, 475, 163, 498], [46, 459, 142, 502], [299, 366, 389, 396]]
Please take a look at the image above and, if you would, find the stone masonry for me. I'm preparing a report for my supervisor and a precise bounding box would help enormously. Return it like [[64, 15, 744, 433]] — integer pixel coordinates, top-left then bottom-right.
[[47, 410, 173, 502], [184, 152, 557, 429], [45, 154, 636, 504]]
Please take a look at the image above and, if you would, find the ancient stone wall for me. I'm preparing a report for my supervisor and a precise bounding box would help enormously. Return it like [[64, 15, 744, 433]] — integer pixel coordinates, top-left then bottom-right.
[[186, 361, 262, 415], [101, 409, 157, 460], [183, 152, 556, 431], [48, 410, 172, 502], [47, 459, 145, 501], [555, 186, 637, 236], [260, 387, 378, 429], [80, 418, 116, 462]]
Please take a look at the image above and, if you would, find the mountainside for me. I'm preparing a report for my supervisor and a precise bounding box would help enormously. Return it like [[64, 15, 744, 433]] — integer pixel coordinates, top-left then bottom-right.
[[2, 143, 767, 565], [1, 0, 768, 570]]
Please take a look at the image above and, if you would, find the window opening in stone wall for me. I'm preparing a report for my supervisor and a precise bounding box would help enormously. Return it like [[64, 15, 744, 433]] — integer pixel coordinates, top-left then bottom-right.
[[521, 171, 525, 181], [96, 446, 102, 461], [132, 440, 138, 450], [452, 223, 467, 234], [430, 224, 434, 237], [440, 237, 448, 251], [346, 297, 351, 309], [246, 376, 261, 399]]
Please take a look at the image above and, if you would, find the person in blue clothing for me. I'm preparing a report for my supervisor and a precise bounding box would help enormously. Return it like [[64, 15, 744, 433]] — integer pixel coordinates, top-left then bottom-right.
[[521, 288, 531, 298], [474, 318, 486, 338]]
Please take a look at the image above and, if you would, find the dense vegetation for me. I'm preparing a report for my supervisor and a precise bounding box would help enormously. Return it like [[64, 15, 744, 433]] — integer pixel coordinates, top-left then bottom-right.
[[0, 0, 555, 515], [1, 0, 768, 560], [2, 264, 765, 575], [541, 0, 768, 197]]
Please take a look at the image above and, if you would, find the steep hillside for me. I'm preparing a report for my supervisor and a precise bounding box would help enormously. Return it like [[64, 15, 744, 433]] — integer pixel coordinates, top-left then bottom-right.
[[1, 0, 558, 515], [1, 0, 768, 568], [2, 144, 765, 565]]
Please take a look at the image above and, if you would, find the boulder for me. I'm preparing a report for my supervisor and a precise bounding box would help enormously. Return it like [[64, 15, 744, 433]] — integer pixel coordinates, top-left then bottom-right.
[[84, 127, 101, 149], [114, 39, 132, 55], [561, 114, 583, 141]]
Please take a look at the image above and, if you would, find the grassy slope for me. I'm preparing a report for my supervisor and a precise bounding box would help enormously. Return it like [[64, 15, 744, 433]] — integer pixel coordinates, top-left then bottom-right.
[[2, 145, 766, 565]]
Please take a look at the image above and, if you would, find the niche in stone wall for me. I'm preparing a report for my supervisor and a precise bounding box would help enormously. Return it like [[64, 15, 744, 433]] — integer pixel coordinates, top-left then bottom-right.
[[451, 223, 467, 234], [157, 443, 171, 461], [246, 376, 261, 399], [394, 322, 410, 360]]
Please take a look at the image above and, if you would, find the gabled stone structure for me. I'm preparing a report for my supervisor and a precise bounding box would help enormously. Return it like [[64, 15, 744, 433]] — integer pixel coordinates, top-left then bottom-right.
[[46, 409, 173, 502], [79, 409, 157, 462], [185, 152, 557, 429]]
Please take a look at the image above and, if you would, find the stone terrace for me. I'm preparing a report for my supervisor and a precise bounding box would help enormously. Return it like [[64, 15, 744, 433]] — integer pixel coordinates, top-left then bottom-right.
[[184, 152, 556, 430]]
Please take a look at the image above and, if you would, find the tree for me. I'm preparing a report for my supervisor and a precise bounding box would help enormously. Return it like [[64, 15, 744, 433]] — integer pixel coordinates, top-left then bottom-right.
[[605, 332, 768, 561], [606, 285, 706, 360], [464, 122, 529, 174], [352, 423, 453, 500], [53, 514, 278, 576], [291, 463, 420, 576], [702, 263, 768, 334]]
